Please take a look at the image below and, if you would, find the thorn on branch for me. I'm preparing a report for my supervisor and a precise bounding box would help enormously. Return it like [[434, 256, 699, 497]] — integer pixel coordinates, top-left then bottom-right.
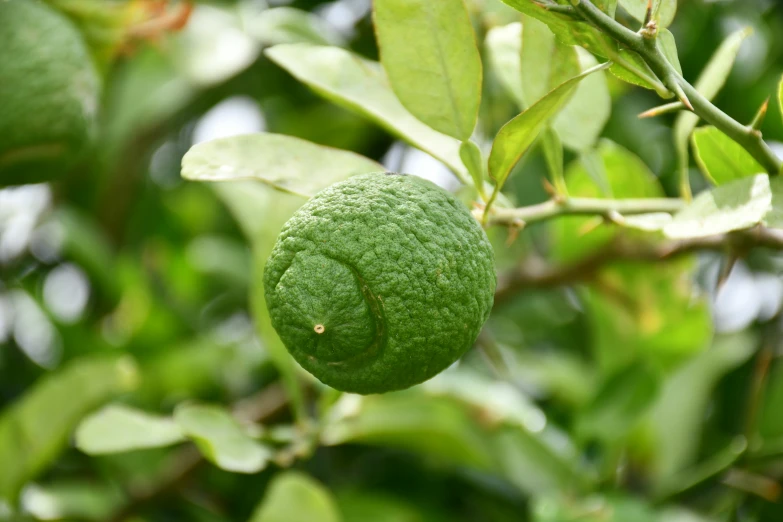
[[750, 97, 770, 132], [639, 101, 685, 118]]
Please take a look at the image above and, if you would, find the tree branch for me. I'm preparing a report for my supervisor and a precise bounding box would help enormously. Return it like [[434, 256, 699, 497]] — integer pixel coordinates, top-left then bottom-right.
[[494, 227, 783, 305], [481, 196, 685, 227], [569, 0, 782, 177]]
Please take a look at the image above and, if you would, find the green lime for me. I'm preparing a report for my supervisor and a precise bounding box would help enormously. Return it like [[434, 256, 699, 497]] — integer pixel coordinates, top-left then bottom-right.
[[264, 172, 496, 394], [0, 0, 101, 186]]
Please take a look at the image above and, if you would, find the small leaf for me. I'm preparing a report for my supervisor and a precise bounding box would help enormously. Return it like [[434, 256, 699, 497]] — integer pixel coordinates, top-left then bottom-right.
[[691, 126, 764, 185], [374, 0, 482, 140], [0, 356, 138, 502], [459, 140, 485, 192], [664, 174, 771, 239], [249, 471, 341, 522], [182, 133, 382, 197], [619, 0, 678, 28], [174, 404, 271, 474], [265, 44, 467, 181], [75, 404, 185, 455], [485, 22, 525, 108], [488, 62, 610, 189]]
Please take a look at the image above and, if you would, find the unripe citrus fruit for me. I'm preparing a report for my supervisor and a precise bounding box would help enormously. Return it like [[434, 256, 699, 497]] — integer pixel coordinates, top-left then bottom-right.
[[264, 172, 496, 394], [0, 0, 101, 185]]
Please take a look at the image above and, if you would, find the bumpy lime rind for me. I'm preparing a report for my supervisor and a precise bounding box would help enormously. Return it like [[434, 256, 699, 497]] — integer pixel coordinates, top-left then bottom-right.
[[0, 0, 101, 185], [264, 172, 496, 394]]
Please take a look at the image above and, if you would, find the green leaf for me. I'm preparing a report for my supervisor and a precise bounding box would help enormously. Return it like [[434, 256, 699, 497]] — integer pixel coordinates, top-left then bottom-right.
[[249, 471, 341, 522], [0, 356, 139, 502], [541, 127, 565, 193], [500, 0, 666, 95], [245, 7, 346, 47], [778, 73, 783, 122], [174, 404, 271, 474], [337, 490, 440, 522], [485, 22, 610, 151], [181, 133, 382, 197], [691, 126, 764, 185], [658, 28, 682, 75], [593, 0, 618, 17], [645, 332, 756, 480], [618, 0, 678, 28], [21, 481, 125, 522], [374, 0, 482, 140], [459, 140, 485, 192], [576, 363, 660, 443], [488, 61, 610, 189], [674, 28, 751, 192], [75, 405, 185, 455], [321, 393, 497, 471], [534, 495, 659, 522], [520, 15, 581, 107], [485, 22, 525, 108], [553, 139, 665, 263], [265, 44, 467, 182], [555, 50, 611, 152], [664, 174, 771, 239], [763, 176, 783, 229]]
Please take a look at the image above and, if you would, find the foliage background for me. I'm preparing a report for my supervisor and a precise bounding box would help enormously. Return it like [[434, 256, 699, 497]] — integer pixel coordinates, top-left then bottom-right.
[[2, 0, 783, 520]]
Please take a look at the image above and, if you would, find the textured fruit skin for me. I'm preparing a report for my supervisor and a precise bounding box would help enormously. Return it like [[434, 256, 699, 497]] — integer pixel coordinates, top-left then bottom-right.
[[0, 0, 100, 185], [264, 172, 496, 394]]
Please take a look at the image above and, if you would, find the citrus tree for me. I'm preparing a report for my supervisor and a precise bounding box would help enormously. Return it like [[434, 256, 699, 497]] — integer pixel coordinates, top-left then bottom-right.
[[2, 0, 783, 520]]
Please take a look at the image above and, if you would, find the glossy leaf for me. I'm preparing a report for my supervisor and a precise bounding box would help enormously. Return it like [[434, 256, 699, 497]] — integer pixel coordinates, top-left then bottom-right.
[[265, 44, 467, 181], [0, 356, 139, 502], [664, 174, 771, 239], [374, 0, 482, 140], [249, 471, 341, 522], [691, 126, 764, 185], [182, 133, 382, 197], [75, 404, 185, 455], [619, 0, 678, 28], [489, 62, 609, 188], [174, 404, 271, 474]]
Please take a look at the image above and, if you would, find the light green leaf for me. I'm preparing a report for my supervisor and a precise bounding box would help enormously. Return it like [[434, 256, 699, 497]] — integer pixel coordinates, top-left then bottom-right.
[[691, 126, 764, 185], [576, 363, 660, 443], [764, 176, 783, 229], [374, 0, 482, 140], [489, 62, 610, 188], [618, 0, 678, 28], [459, 140, 485, 191], [249, 471, 341, 522], [541, 127, 565, 193], [0, 356, 138, 502], [75, 405, 184, 455], [265, 44, 467, 182], [244, 7, 346, 47], [664, 174, 771, 239], [674, 28, 751, 193], [554, 49, 611, 152], [658, 28, 682, 75], [485, 22, 525, 108], [520, 15, 580, 107], [174, 404, 271, 474], [182, 133, 382, 197]]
